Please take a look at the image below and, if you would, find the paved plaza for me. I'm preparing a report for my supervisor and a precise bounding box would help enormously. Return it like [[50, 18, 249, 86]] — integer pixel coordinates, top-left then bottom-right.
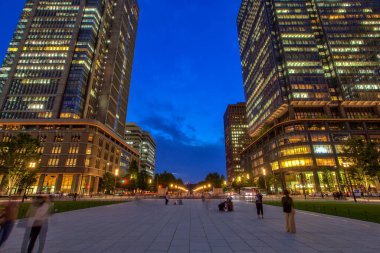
[[3, 199, 380, 253]]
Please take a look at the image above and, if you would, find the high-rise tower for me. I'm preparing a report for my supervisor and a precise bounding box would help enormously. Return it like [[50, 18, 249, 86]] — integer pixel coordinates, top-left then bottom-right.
[[238, 0, 380, 193], [224, 103, 251, 182], [0, 0, 140, 194], [0, 0, 138, 136]]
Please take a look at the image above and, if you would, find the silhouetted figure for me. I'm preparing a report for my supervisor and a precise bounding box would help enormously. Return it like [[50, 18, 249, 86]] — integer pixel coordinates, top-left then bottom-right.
[[165, 193, 169, 205], [0, 198, 19, 248], [218, 198, 233, 212], [255, 190, 264, 219], [281, 190, 296, 233], [21, 196, 52, 253]]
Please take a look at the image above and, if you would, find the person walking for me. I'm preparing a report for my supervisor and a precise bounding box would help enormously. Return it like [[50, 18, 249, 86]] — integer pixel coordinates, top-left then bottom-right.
[[0, 198, 19, 249], [24, 196, 51, 253], [281, 190, 296, 233], [255, 190, 264, 219], [165, 192, 169, 205]]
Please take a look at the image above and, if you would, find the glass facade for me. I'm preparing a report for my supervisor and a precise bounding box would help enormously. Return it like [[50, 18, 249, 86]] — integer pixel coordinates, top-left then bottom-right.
[[224, 103, 252, 181], [0, 0, 140, 194], [237, 0, 380, 193], [0, 0, 139, 137]]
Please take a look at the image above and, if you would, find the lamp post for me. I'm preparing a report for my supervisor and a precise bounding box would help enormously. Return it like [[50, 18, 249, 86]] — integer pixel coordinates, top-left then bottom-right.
[[262, 169, 268, 193], [114, 169, 119, 194]]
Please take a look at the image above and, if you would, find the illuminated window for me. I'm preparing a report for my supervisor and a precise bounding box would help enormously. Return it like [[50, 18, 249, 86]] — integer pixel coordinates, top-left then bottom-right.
[[271, 161, 279, 171], [313, 145, 333, 154], [316, 158, 336, 166], [311, 134, 329, 142], [65, 158, 77, 167], [280, 146, 310, 156], [51, 146, 61, 154], [69, 146, 79, 154], [48, 158, 59, 167], [280, 158, 312, 168]]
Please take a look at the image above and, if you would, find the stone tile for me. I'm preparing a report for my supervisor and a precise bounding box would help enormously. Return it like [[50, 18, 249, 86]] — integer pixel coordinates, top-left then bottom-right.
[[2, 199, 380, 253]]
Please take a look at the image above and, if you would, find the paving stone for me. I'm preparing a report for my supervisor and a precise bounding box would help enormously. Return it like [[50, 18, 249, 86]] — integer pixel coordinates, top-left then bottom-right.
[[2, 199, 380, 253]]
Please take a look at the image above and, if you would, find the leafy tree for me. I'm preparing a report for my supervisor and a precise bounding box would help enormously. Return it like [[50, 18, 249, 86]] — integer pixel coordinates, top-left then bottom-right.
[[342, 138, 380, 188], [155, 171, 183, 189], [19, 169, 38, 202], [205, 172, 225, 188], [102, 172, 115, 194], [0, 133, 41, 195], [321, 168, 333, 192]]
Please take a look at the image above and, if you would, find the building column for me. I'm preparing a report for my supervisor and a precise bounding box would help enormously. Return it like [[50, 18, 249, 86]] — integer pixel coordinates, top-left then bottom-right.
[[338, 105, 347, 118], [37, 174, 46, 194], [373, 105, 380, 117], [313, 170, 322, 193], [323, 106, 332, 117], [84, 176, 91, 195], [93, 177, 100, 193], [71, 174, 81, 193], [288, 105, 295, 120], [55, 174, 63, 193]]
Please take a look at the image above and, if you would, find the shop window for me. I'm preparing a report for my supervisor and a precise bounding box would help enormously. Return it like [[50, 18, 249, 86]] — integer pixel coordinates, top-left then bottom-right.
[[311, 134, 329, 142]]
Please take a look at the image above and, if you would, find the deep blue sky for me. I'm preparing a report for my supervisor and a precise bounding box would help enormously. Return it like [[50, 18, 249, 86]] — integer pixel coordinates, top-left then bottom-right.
[[0, 0, 244, 183]]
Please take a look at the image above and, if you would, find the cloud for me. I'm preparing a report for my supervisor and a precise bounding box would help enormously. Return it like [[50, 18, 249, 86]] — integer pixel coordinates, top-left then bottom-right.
[[155, 136, 226, 183], [140, 113, 196, 145]]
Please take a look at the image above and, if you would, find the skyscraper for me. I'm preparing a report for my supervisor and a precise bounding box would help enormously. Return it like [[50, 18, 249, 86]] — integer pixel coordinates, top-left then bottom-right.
[[238, 0, 380, 193], [125, 123, 156, 177], [0, 0, 140, 194], [224, 103, 251, 181]]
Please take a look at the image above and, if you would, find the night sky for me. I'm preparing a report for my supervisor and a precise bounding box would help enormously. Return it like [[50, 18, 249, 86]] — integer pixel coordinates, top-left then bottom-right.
[[0, 0, 244, 183]]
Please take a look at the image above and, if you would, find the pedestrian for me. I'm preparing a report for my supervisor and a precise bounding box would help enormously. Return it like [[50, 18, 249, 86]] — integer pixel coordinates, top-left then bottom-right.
[[165, 192, 169, 205], [255, 190, 264, 219], [23, 196, 51, 253], [0, 198, 19, 249], [281, 189, 296, 233]]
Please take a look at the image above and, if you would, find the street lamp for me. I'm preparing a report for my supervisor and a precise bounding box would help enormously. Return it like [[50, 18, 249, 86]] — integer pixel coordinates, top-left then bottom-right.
[[114, 168, 119, 194], [262, 169, 268, 193]]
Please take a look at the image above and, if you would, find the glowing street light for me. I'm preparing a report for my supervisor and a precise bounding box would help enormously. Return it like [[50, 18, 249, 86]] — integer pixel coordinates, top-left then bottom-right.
[[114, 168, 119, 194], [262, 168, 268, 192]]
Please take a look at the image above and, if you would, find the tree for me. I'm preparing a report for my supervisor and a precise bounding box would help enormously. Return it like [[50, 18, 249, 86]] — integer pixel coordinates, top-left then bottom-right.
[[155, 171, 183, 190], [342, 138, 380, 188], [205, 172, 225, 188], [102, 172, 115, 194], [321, 168, 333, 192], [19, 169, 38, 202], [0, 133, 41, 195]]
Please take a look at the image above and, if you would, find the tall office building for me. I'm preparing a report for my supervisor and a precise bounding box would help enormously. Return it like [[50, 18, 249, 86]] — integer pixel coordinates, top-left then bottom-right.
[[238, 0, 380, 193], [0, 0, 140, 194], [125, 123, 156, 177], [224, 103, 251, 181]]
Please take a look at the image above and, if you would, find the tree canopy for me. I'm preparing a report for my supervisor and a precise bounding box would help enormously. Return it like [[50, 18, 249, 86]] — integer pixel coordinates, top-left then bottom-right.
[[342, 138, 380, 179], [0, 133, 41, 195]]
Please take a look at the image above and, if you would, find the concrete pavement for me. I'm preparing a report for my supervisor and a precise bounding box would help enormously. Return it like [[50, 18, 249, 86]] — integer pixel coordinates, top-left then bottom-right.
[[3, 199, 380, 253]]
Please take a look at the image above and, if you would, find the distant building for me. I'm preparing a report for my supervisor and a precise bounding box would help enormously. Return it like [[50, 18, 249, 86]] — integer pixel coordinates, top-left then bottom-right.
[[125, 123, 156, 176], [224, 103, 251, 182], [237, 0, 380, 193], [0, 0, 140, 194]]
